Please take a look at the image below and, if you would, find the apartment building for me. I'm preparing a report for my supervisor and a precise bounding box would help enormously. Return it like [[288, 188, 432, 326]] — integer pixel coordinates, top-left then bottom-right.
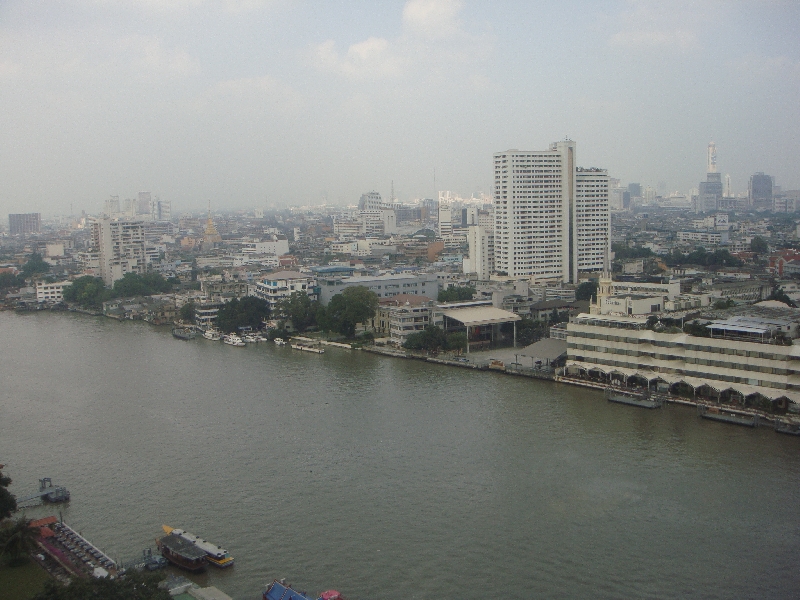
[[493, 141, 609, 282]]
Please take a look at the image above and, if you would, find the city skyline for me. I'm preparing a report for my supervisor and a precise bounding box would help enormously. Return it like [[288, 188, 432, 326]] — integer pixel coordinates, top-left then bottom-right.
[[1, 0, 798, 216]]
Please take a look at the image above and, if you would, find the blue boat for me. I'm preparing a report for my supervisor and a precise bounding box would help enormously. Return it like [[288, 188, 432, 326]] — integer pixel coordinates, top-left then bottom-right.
[[263, 580, 345, 600]]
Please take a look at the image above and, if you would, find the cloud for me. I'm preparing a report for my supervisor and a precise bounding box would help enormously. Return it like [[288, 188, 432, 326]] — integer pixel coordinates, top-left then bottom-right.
[[402, 0, 463, 39], [313, 37, 405, 79]]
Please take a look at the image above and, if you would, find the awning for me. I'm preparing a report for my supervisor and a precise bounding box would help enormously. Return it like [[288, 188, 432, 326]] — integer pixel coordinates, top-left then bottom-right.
[[440, 306, 521, 327]]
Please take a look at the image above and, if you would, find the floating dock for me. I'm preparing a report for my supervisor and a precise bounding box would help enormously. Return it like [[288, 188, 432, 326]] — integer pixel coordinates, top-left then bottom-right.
[[698, 405, 759, 428]]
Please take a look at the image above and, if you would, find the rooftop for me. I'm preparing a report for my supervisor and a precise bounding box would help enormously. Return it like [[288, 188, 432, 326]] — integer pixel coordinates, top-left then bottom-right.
[[440, 306, 521, 326]]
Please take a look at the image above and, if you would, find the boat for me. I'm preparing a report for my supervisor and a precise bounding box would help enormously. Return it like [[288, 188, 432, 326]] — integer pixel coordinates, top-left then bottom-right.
[[203, 329, 221, 341], [273, 338, 286, 346], [172, 327, 196, 341], [224, 334, 246, 346], [155, 532, 207, 572], [698, 404, 759, 428], [291, 343, 324, 354], [605, 388, 662, 409], [263, 580, 346, 600], [243, 334, 259, 343], [162, 525, 234, 568], [774, 420, 800, 436]]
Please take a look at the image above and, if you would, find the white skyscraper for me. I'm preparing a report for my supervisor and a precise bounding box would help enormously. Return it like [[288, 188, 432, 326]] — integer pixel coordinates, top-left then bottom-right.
[[493, 140, 609, 283], [464, 225, 494, 279], [438, 203, 452, 237], [91, 217, 147, 286]]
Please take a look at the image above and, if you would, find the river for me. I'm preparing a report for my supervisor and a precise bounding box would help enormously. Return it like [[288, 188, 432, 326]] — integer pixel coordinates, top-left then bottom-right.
[[1, 311, 799, 599]]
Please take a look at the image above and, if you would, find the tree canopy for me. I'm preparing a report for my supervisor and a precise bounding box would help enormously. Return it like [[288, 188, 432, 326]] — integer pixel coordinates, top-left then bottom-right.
[[112, 272, 172, 297], [0, 517, 39, 565], [0, 467, 16, 520], [33, 570, 171, 600], [403, 325, 468, 353], [179, 301, 196, 323], [62, 276, 112, 309], [275, 291, 317, 332], [611, 243, 653, 261], [438, 285, 476, 302], [216, 297, 271, 333], [575, 280, 598, 301], [318, 286, 378, 338], [664, 247, 742, 267], [19, 253, 50, 279], [750, 235, 769, 254]]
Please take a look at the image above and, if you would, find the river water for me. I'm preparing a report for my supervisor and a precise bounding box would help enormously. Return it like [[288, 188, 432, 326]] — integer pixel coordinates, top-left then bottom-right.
[[1, 311, 799, 599]]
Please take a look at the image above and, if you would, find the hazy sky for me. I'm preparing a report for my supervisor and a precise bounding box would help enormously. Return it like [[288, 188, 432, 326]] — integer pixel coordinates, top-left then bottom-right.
[[1, 0, 798, 216]]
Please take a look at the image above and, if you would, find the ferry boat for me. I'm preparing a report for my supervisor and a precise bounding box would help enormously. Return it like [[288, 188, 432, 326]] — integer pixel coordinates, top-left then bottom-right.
[[155, 532, 207, 572], [203, 329, 221, 341], [162, 525, 234, 568], [223, 334, 246, 346], [273, 338, 287, 346]]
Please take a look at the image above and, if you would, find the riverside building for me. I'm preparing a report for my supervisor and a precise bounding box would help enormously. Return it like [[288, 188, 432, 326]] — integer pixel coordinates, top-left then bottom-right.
[[493, 141, 609, 283], [91, 217, 147, 286], [565, 313, 800, 408]]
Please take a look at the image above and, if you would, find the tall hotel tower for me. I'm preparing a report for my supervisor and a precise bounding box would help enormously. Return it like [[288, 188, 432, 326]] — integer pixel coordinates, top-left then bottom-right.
[[493, 140, 609, 283]]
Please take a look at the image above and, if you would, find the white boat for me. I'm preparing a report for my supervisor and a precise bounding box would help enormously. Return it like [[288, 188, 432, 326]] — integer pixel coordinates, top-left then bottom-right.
[[223, 334, 246, 346], [273, 338, 286, 346], [203, 329, 221, 341], [242, 334, 258, 343], [291, 343, 324, 354]]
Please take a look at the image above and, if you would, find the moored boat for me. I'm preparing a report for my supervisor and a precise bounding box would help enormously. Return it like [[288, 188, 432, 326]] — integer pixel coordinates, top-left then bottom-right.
[[203, 329, 221, 341], [291, 343, 324, 353], [274, 338, 286, 346], [263, 580, 346, 600], [172, 327, 196, 340], [155, 532, 207, 572], [162, 525, 234, 568], [224, 334, 246, 346]]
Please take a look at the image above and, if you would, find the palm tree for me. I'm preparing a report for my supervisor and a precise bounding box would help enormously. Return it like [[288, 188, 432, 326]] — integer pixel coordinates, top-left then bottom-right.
[[0, 516, 39, 565]]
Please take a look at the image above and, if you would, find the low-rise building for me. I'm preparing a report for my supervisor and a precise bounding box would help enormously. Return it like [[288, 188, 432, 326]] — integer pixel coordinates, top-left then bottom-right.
[[373, 294, 436, 345], [36, 280, 70, 303], [565, 313, 800, 408], [317, 273, 439, 305], [251, 271, 317, 310]]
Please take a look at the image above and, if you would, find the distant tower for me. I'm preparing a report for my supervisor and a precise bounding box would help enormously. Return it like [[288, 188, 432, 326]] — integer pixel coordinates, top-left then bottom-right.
[[724, 174, 732, 198], [203, 201, 222, 245], [707, 142, 717, 174]]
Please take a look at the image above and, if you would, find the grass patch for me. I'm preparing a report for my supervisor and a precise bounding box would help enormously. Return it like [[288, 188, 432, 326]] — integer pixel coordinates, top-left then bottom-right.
[[0, 557, 51, 600]]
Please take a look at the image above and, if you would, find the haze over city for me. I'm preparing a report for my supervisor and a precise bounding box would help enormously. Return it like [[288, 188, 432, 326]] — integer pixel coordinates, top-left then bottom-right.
[[1, 0, 798, 216]]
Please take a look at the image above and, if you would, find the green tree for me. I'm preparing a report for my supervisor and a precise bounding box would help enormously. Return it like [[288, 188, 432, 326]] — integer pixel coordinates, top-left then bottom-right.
[[0, 517, 39, 565], [62, 276, 112, 309], [19, 253, 50, 279], [112, 272, 172, 298], [611, 243, 653, 261], [445, 332, 468, 353], [0, 272, 20, 292], [33, 570, 171, 600], [179, 301, 196, 323], [516, 318, 544, 346], [769, 286, 797, 307], [276, 291, 317, 332], [575, 280, 598, 301], [750, 235, 769, 254], [0, 468, 17, 520], [403, 325, 448, 353], [438, 285, 476, 302], [320, 286, 378, 338], [215, 296, 271, 333]]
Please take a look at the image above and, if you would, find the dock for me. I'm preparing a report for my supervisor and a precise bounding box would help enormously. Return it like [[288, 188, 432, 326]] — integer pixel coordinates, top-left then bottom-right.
[[698, 404, 759, 428], [16, 478, 70, 505]]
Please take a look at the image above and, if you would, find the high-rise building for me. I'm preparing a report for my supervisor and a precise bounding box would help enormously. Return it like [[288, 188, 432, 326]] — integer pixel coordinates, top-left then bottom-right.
[[493, 141, 609, 283], [105, 195, 121, 216], [464, 225, 494, 279], [150, 196, 171, 221], [91, 217, 147, 286], [749, 172, 773, 210], [8, 213, 41, 235], [627, 183, 642, 198], [438, 204, 452, 237], [137, 192, 151, 215]]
